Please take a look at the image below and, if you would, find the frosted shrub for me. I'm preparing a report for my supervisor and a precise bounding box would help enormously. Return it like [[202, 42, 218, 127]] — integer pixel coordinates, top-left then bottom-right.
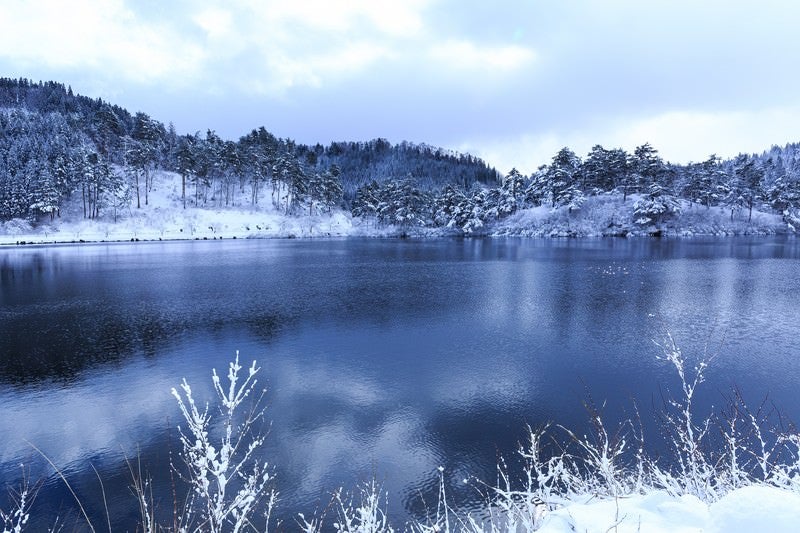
[[332, 480, 393, 533], [649, 333, 719, 500], [0, 468, 33, 533], [296, 481, 394, 533], [171, 352, 277, 532], [0, 486, 30, 533], [772, 433, 800, 493], [410, 467, 453, 533]]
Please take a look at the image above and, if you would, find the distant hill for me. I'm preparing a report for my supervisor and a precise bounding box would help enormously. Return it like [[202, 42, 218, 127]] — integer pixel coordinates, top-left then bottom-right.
[[298, 138, 500, 199]]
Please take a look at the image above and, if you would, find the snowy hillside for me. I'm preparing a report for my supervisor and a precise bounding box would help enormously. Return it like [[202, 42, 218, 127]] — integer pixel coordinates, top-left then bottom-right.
[[0, 170, 363, 245]]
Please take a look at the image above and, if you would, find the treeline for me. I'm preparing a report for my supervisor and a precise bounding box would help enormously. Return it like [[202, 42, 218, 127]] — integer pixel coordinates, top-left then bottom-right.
[[352, 143, 800, 234], [2, 77, 800, 234], [0, 78, 498, 222]]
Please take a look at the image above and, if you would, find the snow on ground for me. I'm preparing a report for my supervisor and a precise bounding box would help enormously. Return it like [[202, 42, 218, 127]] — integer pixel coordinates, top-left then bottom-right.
[[537, 486, 800, 533], [0, 173, 794, 246], [0, 170, 362, 245], [491, 194, 789, 237]]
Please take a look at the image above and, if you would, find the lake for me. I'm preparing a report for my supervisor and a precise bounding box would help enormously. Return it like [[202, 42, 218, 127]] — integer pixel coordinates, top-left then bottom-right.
[[2, 237, 800, 529]]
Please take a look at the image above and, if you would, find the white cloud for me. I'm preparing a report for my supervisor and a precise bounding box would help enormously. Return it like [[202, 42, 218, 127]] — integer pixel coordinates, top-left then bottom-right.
[[459, 105, 800, 175], [458, 133, 565, 175], [431, 40, 535, 71], [182, 0, 431, 95], [606, 107, 800, 163], [236, 0, 428, 36], [0, 0, 204, 84], [193, 7, 234, 40], [0, 0, 430, 95]]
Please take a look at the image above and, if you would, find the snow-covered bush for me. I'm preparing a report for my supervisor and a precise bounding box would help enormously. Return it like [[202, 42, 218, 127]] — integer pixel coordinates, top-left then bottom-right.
[[1, 218, 32, 237], [332, 480, 394, 533], [632, 184, 681, 227], [0, 485, 30, 533], [171, 352, 277, 533]]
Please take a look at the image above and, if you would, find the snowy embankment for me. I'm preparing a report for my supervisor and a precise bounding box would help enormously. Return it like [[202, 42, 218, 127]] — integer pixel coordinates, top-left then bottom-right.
[[491, 194, 790, 237], [0, 172, 795, 246], [536, 486, 800, 532]]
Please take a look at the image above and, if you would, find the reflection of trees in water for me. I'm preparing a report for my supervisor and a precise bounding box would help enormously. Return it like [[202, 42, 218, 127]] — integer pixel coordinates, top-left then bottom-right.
[[0, 308, 293, 384]]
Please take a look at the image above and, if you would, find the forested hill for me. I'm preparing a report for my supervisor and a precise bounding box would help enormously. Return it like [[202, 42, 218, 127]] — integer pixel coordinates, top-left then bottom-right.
[[0, 77, 499, 222], [297, 138, 500, 196], [2, 77, 800, 237]]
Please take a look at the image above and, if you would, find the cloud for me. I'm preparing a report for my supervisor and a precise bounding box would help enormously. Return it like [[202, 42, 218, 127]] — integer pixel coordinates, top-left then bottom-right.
[[430, 40, 535, 71], [0, 0, 430, 94], [458, 133, 567, 176], [193, 7, 234, 40], [607, 107, 800, 163], [3, 0, 800, 165], [460, 105, 800, 175], [0, 0, 204, 85], [244, 0, 429, 36]]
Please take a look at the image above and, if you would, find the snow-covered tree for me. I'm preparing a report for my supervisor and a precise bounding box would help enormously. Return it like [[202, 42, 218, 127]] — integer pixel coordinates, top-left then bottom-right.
[[499, 168, 526, 214], [176, 134, 199, 209], [630, 143, 665, 195], [726, 154, 765, 222], [433, 184, 467, 227], [352, 180, 382, 219], [376, 178, 432, 228], [633, 182, 681, 227], [545, 148, 583, 210], [582, 145, 629, 193], [524, 165, 549, 207], [130, 112, 164, 206], [683, 155, 726, 208], [308, 168, 343, 215]]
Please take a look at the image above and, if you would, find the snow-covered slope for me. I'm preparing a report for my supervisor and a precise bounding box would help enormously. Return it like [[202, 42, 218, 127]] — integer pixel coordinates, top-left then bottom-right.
[[0, 170, 361, 245]]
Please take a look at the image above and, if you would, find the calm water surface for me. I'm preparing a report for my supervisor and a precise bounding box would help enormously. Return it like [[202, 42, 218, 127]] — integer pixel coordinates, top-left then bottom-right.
[[1, 237, 799, 529]]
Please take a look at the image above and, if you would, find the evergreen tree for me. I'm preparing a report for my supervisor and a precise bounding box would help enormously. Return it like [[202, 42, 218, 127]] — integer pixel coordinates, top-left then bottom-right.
[[176, 134, 199, 209], [352, 180, 381, 219], [683, 155, 724, 208], [630, 143, 664, 197], [633, 182, 681, 227], [546, 147, 583, 210], [727, 154, 765, 222], [499, 168, 525, 214]]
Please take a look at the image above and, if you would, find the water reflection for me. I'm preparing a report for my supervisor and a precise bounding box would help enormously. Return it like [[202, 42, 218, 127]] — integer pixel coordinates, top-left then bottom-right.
[[1, 237, 800, 528]]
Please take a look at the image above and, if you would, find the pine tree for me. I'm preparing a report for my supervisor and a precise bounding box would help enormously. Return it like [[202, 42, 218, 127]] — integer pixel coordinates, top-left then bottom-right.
[[630, 143, 664, 196], [726, 155, 764, 222], [546, 147, 582, 209], [499, 168, 526, 215]]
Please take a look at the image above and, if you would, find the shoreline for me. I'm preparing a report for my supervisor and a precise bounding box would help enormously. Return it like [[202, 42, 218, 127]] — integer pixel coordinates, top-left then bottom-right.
[[1, 227, 795, 249]]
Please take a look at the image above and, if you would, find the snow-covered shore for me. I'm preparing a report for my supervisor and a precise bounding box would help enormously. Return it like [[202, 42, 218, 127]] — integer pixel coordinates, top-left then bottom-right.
[[536, 486, 800, 533], [490, 194, 791, 238], [0, 172, 795, 247]]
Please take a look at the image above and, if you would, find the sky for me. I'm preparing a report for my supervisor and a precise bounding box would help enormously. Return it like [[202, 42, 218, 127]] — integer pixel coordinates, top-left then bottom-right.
[[1, 0, 800, 174]]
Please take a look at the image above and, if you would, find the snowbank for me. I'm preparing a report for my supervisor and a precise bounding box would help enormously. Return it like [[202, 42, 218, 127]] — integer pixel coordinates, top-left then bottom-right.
[[537, 486, 800, 532]]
